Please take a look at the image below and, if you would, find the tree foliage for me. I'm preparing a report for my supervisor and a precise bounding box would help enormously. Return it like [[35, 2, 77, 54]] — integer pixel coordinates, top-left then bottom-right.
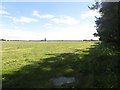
[[0, 39, 6, 41], [89, 2, 120, 44]]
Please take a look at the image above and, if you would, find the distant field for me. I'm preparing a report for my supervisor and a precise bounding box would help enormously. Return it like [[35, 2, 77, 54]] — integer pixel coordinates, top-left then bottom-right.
[[2, 41, 119, 88]]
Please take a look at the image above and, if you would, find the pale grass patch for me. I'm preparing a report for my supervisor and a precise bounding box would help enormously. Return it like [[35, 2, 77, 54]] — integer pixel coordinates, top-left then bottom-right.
[[2, 48, 32, 53]]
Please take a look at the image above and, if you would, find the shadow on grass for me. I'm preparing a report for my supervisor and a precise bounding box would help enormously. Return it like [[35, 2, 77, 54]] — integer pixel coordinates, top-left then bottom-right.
[[2, 42, 120, 88], [77, 42, 120, 88], [3, 53, 82, 88]]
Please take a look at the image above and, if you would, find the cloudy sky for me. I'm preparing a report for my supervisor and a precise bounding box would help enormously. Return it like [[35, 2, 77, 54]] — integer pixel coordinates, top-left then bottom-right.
[[0, 2, 100, 40]]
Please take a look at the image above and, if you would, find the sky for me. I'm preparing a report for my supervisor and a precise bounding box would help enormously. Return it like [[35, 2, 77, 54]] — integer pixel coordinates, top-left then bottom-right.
[[0, 2, 100, 40]]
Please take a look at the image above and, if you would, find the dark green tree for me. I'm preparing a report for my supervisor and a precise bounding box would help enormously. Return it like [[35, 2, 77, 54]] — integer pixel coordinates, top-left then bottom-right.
[[89, 2, 120, 44], [0, 39, 6, 41]]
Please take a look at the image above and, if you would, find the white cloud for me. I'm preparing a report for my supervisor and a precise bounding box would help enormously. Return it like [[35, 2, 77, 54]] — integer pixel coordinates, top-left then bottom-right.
[[33, 10, 54, 19], [0, 5, 9, 15], [33, 10, 40, 17], [41, 14, 55, 19], [81, 10, 100, 19], [0, 10, 9, 15], [0, 27, 40, 40], [40, 24, 99, 40], [51, 16, 79, 25], [0, 23, 99, 40], [0, 25, 6, 27], [13, 16, 38, 23], [44, 23, 53, 27]]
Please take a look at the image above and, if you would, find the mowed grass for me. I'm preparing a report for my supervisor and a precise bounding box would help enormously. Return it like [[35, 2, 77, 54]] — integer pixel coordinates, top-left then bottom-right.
[[2, 41, 94, 74], [2, 41, 119, 88]]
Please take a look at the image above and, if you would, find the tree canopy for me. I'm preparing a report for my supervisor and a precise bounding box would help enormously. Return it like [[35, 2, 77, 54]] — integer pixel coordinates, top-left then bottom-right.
[[89, 2, 120, 44]]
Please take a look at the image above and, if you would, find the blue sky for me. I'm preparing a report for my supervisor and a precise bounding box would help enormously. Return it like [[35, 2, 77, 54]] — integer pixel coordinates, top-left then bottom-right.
[[0, 2, 100, 40]]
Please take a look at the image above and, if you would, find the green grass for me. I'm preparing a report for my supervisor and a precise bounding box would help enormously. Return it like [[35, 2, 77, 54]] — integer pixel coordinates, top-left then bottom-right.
[[2, 41, 120, 88]]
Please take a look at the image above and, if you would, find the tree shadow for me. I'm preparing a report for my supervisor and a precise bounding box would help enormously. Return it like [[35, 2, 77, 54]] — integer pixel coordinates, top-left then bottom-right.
[[77, 42, 120, 88], [2, 42, 120, 88], [3, 52, 82, 88]]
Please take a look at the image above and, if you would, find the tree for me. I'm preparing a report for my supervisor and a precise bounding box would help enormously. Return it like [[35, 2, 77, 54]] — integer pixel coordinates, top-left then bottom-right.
[[44, 38, 46, 41], [0, 39, 6, 41], [89, 2, 120, 44]]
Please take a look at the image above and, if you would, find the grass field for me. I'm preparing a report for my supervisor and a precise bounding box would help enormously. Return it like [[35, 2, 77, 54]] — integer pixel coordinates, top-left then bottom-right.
[[2, 41, 120, 88]]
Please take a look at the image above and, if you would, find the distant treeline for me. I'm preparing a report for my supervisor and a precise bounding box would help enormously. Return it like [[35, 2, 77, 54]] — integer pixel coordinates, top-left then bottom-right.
[[0, 39, 99, 42]]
